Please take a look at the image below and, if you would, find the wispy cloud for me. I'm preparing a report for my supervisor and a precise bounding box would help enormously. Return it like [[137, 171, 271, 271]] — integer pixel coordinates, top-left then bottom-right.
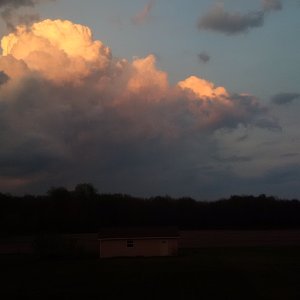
[[262, 0, 282, 12], [212, 155, 253, 163], [236, 134, 249, 142], [198, 52, 210, 64], [132, 0, 155, 25], [271, 93, 300, 105]]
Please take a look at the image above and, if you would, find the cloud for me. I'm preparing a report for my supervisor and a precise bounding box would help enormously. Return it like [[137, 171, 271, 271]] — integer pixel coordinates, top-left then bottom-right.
[[259, 163, 300, 186], [212, 155, 253, 163], [1, 19, 111, 82], [198, 1, 282, 36], [254, 118, 281, 131], [280, 153, 299, 158], [0, 1, 36, 8], [0, 19, 275, 196], [198, 3, 265, 35], [0, 70, 9, 85], [271, 93, 300, 105], [0, 0, 54, 30], [262, 0, 282, 12], [236, 134, 248, 142], [132, 0, 155, 25], [198, 52, 210, 64]]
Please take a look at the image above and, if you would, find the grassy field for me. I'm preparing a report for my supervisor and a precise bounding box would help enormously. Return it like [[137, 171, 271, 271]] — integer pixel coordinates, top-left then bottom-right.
[[1, 246, 300, 299]]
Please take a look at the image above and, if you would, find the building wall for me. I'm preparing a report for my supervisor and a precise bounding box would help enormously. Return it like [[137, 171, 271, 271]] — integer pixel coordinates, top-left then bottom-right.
[[100, 238, 178, 258]]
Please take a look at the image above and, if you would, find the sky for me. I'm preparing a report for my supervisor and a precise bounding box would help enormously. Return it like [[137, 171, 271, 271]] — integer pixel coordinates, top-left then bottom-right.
[[0, 0, 300, 200]]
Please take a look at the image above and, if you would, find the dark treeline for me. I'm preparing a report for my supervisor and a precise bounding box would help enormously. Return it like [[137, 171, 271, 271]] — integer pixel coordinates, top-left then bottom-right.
[[1, 184, 300, 236]]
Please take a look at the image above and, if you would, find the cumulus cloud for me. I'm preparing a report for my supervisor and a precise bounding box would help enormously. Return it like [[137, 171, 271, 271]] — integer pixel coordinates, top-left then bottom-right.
[[198, 1, 282, 35], [198, 52, 210, 64], [271, 93, 300, 105], [1, 19, 111, 83], [132, 0, 155, 25], [0, 19, 275, 195]]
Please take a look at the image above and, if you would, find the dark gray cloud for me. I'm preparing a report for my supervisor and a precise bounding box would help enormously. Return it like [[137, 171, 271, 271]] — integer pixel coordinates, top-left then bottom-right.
[[1, 9, 40, 30], [0, 0, 54, 29], [198, 4, 265, 35], [236, 134, 248, 142], [0, 71, 273, 197], [259, 164, 300, 186], [0, 0, 36, 8], [198, 52, 210, 63], [262, 0, 282, 12], [212, 155, 253, 163], [280, 153, 299, 158], [215, 163, 300, 200], [254, 118, 281, 131], [219, 93, 278, 130], [198, 1, 282, 36], [0, 70, 9, 85], [271, 93, 300, 105]]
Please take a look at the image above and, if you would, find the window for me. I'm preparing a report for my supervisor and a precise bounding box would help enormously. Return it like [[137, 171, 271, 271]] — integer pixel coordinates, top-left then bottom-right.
[[127, 240, 134, 248]]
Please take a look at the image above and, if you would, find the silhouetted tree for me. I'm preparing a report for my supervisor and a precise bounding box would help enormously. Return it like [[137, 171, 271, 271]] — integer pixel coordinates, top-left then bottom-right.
[[1, 188, 300, 236], [74, 183, 97, 200]]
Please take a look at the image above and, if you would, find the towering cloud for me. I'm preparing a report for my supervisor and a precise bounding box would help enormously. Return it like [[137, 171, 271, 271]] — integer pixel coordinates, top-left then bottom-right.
[[1, 19, 111, 82], [0, 19, 275, 194]]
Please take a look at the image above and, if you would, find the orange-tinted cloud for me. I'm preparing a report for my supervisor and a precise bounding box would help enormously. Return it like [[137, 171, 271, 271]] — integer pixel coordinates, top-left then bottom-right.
[[0, 19, 277, 195], [127, 55, 168, 100], [1, 19, 111, 83], [0, 19, 274, 133], [178, 75, 229, 100]]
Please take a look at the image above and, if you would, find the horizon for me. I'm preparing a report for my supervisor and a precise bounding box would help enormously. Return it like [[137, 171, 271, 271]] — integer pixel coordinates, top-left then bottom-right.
[[1, 184, 299, 203]]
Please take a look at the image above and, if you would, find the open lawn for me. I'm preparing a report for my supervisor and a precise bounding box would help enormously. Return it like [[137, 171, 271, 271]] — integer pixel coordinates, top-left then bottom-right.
[[1, 246, 300, 300]]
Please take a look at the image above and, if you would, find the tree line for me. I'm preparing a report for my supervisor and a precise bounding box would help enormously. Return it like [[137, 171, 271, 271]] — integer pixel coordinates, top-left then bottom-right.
[[1, 184, 300, 236]]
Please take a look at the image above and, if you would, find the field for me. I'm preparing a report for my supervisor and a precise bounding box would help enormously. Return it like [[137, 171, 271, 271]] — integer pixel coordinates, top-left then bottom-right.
[[1, 231, 300, 299], [180, 230, 300, 248]]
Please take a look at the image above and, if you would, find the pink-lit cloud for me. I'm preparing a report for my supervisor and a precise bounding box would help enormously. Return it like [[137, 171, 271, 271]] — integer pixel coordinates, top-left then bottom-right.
[[0, 19, 277, 195], [132, 0, 155, 25]]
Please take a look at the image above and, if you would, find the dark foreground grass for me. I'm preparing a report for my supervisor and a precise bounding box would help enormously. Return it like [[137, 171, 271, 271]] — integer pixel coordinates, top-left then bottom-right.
[[1, 247, 300, 300]]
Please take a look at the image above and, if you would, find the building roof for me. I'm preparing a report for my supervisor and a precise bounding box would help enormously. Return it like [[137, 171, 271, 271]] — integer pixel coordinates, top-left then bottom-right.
[[98, 227, 179, 240]]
